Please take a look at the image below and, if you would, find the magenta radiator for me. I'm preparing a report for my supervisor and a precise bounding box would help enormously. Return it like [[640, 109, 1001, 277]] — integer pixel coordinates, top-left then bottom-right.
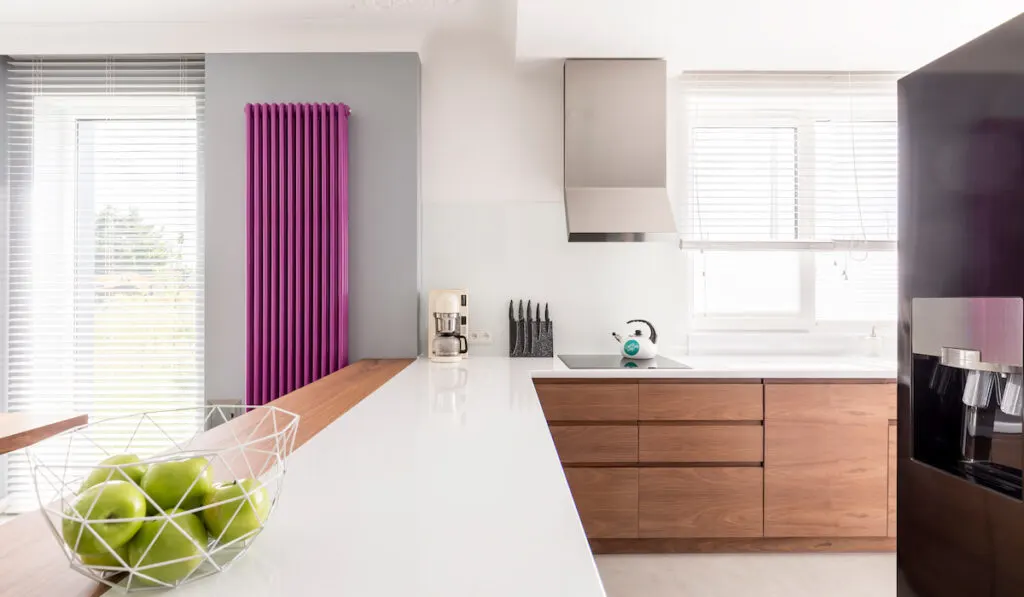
[[245, 103, 350, 407]]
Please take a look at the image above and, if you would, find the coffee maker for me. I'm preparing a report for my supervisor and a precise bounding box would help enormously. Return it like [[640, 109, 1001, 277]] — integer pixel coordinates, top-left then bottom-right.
[[428, 289, 469, 363]]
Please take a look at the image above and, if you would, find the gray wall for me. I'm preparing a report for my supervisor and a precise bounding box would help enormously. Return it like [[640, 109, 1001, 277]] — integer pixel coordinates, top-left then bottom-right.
[[204, 53, 421, 402]]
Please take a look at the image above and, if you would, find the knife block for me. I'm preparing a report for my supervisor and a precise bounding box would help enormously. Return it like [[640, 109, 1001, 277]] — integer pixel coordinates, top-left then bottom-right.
[[508, 299, 554, 358]]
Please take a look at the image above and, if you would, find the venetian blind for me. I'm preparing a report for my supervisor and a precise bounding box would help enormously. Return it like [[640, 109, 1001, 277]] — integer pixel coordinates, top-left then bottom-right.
[[5, 56, 205, 511], [681, 72, 899, 250]]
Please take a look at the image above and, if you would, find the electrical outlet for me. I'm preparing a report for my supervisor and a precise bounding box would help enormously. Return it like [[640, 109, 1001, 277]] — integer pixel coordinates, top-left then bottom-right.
[[468, 330, 493, 345], [206, 399, 243, 430]]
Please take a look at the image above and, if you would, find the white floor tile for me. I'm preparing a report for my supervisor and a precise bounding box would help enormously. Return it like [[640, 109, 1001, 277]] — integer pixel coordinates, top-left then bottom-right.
[[595, 553, 896, 597]]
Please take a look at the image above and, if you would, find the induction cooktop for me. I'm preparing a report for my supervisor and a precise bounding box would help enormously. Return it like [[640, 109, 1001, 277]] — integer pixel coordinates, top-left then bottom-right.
[[558, 355, 691, 370]]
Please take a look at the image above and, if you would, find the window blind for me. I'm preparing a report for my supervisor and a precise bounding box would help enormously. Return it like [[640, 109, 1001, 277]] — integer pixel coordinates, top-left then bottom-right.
[[681, 72, 899, 250], [4, 56, 205, 512]]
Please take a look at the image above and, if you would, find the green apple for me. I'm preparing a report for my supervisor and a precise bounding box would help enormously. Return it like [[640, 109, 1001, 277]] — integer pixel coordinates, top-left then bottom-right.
[[80, 543, 130, 568], [140, 457, 214, 513], [202, 479, 270, 544], [81, 454, 148, 491], [128, 508, 208, 586], [62, 481, 146, 555]]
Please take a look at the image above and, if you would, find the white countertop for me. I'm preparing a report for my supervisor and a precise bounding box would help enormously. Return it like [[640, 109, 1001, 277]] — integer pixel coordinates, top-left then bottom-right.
[[174, 358, 606, 597], [535, 353, 896, 379], [172, 354, 894, 597]]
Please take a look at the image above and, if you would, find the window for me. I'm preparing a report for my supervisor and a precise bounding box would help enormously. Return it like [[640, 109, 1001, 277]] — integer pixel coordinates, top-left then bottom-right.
[[680, 73, 898, 330], [3, 57, 205, 512]]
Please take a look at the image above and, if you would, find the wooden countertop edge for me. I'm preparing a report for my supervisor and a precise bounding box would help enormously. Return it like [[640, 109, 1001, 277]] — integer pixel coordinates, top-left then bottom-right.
[[0, 413, 90, 455], [0, 358, 414, 597]]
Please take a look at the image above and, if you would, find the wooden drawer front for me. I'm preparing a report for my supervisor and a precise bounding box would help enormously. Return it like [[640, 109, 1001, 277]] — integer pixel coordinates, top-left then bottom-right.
[[639, 384, 763, 421], [535, 383, 638, 421], [639, 425, 764, 463], [639, 468, 764, 538], [550, 425, 638, 464], [565, 467, 639, 538]]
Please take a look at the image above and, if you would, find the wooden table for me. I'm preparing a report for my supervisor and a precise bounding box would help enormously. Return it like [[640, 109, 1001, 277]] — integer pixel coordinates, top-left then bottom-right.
[[0, 359, 413, 597], [0, 413, 89, 455]]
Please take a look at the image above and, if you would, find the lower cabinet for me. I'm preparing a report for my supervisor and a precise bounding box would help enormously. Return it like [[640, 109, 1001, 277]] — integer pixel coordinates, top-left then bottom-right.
[[764, 383, 893, 538], [564, 467, 638, 538], [540, 378, 898, 552], [639, 467, 764, 538]]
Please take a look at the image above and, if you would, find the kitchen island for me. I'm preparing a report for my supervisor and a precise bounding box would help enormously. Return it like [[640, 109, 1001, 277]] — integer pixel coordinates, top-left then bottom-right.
[[0, 355, 895, 596]]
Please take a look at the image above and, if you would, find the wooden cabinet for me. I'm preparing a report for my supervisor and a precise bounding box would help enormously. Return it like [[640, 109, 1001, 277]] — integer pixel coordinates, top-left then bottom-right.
[[764, 383, 895, 538], [541, 382, 639, 539], [639, 383, 763, 421], [550, 425, 638, 464], [535, 382, 638, 421], [638, 425, 763, 463], [564, 467, 638, 538], [639, 467, 763, 538], [537, 378, 897, 552], [888, 424, 897, 537]]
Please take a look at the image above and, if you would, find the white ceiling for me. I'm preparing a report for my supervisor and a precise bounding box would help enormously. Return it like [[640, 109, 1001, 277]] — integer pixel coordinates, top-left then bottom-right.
[[0, 0, 497, 53], [0, 0, 1019, 70], [0, 0, 479, 24], [516, 0, 1024, 71]]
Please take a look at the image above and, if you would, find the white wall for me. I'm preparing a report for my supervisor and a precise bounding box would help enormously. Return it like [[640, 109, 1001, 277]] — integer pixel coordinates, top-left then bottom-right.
[[420, 32, 688, 356], [4, 0, 995, 361]]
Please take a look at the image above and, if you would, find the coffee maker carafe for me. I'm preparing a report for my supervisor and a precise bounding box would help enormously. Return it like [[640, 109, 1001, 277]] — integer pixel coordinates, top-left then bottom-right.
[[428, 289, 469, 363]]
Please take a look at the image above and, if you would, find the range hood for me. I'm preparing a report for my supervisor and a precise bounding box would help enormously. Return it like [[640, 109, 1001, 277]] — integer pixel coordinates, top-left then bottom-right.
[[563, 59, 676, 242]]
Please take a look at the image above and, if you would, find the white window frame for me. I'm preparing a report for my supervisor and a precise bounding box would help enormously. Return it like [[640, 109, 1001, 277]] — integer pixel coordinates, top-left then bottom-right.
[[4, 96, 204, 512], [682, 102, 896, 333]]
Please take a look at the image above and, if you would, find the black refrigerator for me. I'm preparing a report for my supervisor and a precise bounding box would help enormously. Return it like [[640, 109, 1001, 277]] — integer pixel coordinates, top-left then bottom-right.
[[899, 12, 1024, 597]]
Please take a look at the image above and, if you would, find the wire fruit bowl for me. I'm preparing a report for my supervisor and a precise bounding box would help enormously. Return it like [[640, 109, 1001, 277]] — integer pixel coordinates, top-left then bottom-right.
[[26, 404, 299, 592]]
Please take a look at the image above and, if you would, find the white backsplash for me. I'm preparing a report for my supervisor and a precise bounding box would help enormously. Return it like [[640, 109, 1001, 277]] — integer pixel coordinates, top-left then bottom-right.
[[421, 201, 897, 361], [421, 201, 688, 356], [684, 330, 897, 360]]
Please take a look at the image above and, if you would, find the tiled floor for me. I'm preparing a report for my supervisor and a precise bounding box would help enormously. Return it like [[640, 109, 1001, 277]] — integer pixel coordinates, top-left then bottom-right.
[[596, 553, 896, 597]]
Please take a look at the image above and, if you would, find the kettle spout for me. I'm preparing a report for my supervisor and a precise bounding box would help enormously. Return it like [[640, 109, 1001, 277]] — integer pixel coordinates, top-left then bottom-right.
[[611, 332, 623, 344]]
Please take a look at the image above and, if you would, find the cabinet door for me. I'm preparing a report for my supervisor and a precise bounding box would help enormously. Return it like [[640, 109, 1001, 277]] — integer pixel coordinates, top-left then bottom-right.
[[639, 467, 763, 538], [564, 467, 638, 538], [764, 383, 893, 537], [888, 424, 897, 537]]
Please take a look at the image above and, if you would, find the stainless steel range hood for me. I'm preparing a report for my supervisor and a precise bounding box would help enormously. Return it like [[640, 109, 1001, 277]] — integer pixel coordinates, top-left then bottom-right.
[[563, 59, 677, 242]]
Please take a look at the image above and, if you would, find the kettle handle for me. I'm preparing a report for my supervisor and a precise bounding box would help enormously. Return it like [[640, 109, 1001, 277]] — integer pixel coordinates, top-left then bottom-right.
[[626, 319, 657, 344]]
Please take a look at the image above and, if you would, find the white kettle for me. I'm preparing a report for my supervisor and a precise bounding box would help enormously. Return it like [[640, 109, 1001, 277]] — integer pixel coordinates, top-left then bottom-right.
[[612, 319, 658, 359]]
